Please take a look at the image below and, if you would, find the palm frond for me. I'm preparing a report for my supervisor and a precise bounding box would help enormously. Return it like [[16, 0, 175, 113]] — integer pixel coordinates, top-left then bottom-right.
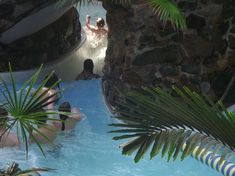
[[148, 0, 186, 30], [0, 64, 62, 155], [111, 86, 235, 163], [16, 167, 55, 176], [0, 162, 54, 176]]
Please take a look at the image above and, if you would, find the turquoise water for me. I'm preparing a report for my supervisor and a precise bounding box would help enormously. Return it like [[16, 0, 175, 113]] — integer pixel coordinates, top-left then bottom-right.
[[0, 79, 222, 176]]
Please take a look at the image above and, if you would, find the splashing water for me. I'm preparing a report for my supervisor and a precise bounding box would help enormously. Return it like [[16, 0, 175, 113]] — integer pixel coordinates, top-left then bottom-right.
[[76, 3, 107, 76], [76, 27, 107, 75]]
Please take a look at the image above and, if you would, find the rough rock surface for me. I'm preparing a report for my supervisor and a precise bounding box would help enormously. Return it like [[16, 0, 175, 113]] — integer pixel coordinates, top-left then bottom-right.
[[102, 0, 235, 107]]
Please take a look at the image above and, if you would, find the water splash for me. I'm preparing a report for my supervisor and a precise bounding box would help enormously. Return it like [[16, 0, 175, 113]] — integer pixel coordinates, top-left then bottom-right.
[[76, 27, 107, 75]]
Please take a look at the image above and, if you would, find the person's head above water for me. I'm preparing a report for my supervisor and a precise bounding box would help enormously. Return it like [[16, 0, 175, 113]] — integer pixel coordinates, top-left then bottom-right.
[[83, 59, 94, 73], [59, 102, 71, 131], [44, 73, 60, 90], [96, 18, 105, 29]]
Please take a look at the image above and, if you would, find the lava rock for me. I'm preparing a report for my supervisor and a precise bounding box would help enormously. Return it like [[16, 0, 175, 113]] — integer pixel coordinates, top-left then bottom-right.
[[222, 7, 234, 20], [159, 64, 178, 77], [229, 35, 235, 49], [219, 21, 230, 35], [178, 1, 197, 11], [182, 34, 213, 58], [15, 0, 29, 4], [230, 25, 235, 33], [138, 35, 158, 45], [212, 34, 228, 55], [0, 3, 15, 18], [186, 13, 206, 32], [211, 69, 235, 98], [133, 45, 182, 66], [232, 16, 235, 24], [180, 74, 189, 84], [181, 64, 200, 74], [211, 0, 223, 4]]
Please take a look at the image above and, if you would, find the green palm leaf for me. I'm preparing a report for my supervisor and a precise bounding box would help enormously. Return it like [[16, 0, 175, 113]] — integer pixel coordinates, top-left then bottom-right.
[[0, 64, 62, 155], [111, 86, 235, 163], [0, 162, 54, 176]]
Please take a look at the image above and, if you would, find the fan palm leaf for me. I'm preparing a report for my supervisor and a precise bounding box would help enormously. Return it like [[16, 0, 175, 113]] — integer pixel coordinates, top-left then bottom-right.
[[148, 0, 186, 30], [110, 86, 235, 163], [0, 162, 54, 176], [0, 64, 62, 155]]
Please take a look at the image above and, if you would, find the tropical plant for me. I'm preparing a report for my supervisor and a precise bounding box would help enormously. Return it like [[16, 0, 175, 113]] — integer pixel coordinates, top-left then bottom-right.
[[148, 0, 186, 29], [0, 162, 54, 176], [110, 86, 235, 163], [0, 64, 62, 155], [58, 0, 186, 30]]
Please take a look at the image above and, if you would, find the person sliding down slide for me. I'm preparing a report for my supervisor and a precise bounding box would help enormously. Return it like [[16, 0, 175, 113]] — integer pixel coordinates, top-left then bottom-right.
[[76, 59, 100, 80], [85, 15, 108, 37]]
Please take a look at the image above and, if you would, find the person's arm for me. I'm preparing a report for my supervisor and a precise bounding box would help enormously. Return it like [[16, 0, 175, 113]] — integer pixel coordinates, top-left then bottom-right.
[[71, 107, 81, 121], [29, 125, 57, 144], [76, 71, 85, 80], [73, 114, 81, 121], [85, 15, 97, 33], [103, 28, 108, 34]]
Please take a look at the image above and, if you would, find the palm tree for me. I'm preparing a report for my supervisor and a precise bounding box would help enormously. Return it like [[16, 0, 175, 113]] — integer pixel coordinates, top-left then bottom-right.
[[0, 162, 54, 176], [59, 0, 186, 30], [110, 86, 235, 164], [0, 64, 62, 155]]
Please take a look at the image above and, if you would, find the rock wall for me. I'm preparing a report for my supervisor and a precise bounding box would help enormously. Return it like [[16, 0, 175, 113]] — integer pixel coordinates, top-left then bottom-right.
[[102, 0, 235, 107]]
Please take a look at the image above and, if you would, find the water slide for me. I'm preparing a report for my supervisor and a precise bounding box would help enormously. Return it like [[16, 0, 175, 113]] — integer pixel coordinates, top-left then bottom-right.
[[0, 30, 87, 84], [0, 3, 107, 83], [0, 0, 75, 44]]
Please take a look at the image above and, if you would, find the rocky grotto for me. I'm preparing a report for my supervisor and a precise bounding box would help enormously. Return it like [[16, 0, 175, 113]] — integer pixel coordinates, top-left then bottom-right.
[[102, 0, 235, 107]]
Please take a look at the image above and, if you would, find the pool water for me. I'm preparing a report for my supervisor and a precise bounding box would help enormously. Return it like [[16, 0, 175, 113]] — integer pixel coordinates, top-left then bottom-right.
[[0, 79, 222, 176]]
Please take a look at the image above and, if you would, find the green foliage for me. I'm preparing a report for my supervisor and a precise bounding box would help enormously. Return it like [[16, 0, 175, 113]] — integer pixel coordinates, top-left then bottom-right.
[[148, 0, 186, 30], [0, 64, 62, 155], [0, 162, 54, 176], [110, 86, 235, 163]]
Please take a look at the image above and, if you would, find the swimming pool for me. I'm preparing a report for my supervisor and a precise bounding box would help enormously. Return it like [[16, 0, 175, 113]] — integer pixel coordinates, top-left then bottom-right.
[[0, 79, 222, 176]]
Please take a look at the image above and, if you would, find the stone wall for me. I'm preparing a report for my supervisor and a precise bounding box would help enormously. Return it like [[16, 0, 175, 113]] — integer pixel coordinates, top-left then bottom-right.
[[102, 0, 235, 107]]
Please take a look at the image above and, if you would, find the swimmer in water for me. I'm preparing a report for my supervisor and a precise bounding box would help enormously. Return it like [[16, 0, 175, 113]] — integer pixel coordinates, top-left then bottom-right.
[[52, 102, 81, 131], [85, 15, 108, 36], [76, 59, 100, 80]]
